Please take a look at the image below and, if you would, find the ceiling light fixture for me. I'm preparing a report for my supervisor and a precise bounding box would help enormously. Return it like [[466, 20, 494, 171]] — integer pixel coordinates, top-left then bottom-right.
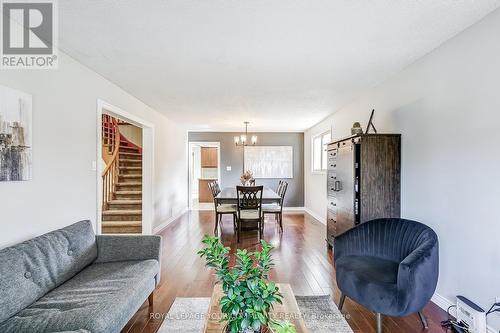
[[234, 121, 257, 146]]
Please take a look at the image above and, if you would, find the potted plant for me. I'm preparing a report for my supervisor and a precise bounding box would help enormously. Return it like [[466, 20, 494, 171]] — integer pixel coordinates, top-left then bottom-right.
[[198, 236, 296, 333]]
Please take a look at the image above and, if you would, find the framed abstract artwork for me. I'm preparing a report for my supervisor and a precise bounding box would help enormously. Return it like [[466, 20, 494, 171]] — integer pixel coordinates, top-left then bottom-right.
[[244, 146, 293, 179], [0, 85, 33, 181]]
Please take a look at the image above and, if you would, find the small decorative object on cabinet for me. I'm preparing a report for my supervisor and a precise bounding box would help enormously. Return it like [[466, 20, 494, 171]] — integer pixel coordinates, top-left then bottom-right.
[[351, 122, 363, 135], [326, 133, 401, 249]]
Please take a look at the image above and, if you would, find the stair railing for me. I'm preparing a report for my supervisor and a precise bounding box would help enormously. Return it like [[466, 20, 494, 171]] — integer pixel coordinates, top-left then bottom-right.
[[102, 115, 120, 211]]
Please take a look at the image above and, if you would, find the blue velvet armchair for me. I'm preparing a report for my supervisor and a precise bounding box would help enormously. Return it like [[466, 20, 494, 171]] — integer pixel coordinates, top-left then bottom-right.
[[334, 218, 439, 333]]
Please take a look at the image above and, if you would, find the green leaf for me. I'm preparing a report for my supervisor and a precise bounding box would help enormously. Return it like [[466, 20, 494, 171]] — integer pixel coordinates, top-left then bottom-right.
[[241, 317, 250, 329]]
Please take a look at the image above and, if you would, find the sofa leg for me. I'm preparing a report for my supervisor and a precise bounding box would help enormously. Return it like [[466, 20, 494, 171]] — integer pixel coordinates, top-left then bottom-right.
[[148, 292, 154, 307], [338, 293, 346, 311], [376, 313, 383, 333], [418, 311, 428, 329]]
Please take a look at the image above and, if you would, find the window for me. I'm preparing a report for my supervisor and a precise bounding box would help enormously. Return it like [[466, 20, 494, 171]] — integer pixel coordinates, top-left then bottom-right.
[[312, 131, 331, 172]]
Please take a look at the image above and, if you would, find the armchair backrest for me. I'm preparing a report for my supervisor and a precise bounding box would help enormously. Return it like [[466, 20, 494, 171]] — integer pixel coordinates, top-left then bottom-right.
[[334, 218, 438, 263]]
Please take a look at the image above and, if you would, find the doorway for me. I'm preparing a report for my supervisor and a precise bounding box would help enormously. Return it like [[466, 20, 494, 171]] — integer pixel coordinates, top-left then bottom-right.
[[96, 100, 154, 235], [188, 142, 221, 210]]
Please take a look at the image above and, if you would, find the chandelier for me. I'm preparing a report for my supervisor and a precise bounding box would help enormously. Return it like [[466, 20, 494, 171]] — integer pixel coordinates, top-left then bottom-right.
[[234, 121, 257, 146]]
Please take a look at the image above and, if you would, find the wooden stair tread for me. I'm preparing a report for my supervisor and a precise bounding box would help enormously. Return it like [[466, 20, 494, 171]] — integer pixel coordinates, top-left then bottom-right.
[[115, 190, 142, 194], [120, 159, 142, 163], [109, 200, 142, 204], [120, 174, 142, 178], [117, 182, 142, 186], [102, 221, 142, 226], [119, 166, 142, 170], [102, 210, 142, 215], [119, 152, 141, 156]]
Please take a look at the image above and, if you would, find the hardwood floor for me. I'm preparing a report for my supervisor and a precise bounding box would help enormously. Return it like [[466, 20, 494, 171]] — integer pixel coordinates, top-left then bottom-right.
[[123, 211, 449, 333]]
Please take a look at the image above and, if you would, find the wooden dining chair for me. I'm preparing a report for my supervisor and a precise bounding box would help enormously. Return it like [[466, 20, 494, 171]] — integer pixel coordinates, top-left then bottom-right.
[[236, 186, 264, 242], [276, 180, 284, 195], [209, 181, 237, 235], [263, 181, 288, 231]]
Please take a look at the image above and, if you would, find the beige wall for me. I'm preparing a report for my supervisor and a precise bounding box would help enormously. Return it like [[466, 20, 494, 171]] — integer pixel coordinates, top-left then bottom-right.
[[119, 123, 143, 148], [0, 51, 188, 248]]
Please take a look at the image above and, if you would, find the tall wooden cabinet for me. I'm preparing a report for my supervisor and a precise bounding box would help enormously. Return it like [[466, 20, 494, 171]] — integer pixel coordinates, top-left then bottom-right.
[[326, 134, 401, 248]]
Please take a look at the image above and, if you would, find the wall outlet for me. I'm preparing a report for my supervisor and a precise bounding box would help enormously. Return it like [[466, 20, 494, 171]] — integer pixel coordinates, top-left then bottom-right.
[[226, 166, 232, 171]]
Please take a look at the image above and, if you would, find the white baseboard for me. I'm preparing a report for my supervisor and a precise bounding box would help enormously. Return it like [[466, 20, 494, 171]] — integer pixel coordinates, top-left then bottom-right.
[[153, 207, 188, 234], [431, 293, 497, 333], [303, 207, 326, 224], [283, 207, 305, 214]]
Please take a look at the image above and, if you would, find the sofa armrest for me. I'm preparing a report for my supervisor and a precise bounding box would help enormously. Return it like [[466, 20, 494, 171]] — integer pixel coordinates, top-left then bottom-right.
[[95, 235, 161, 263]]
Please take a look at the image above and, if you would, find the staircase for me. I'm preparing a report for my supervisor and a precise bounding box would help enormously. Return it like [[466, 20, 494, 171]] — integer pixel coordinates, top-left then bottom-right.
[[101, 115, 143, 234]]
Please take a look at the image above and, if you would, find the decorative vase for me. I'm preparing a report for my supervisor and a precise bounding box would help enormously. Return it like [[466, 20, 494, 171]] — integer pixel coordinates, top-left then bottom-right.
[[351, 122, 363, 135]]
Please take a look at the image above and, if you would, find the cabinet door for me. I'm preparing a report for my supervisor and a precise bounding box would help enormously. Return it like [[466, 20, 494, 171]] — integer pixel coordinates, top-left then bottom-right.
[[201, 147, 218, 167], [335, 141, 356, 236]]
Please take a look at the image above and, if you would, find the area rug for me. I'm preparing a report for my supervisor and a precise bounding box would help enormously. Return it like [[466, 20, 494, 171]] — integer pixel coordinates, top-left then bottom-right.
[[157, 295, 353, 333]]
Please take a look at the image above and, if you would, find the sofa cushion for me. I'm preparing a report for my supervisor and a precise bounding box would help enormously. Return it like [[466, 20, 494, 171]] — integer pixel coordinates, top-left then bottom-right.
[[0, 259, 159, 333], [0, 220, 97, 323], [335, 255, 400, 314]]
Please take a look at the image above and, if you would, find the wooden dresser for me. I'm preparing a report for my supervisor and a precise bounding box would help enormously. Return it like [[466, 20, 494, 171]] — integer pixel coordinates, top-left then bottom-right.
[[326, 134, 401, 248]]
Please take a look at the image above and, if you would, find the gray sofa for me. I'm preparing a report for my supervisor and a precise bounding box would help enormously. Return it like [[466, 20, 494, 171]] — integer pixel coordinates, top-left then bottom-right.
[[0, 220, 161, 333]]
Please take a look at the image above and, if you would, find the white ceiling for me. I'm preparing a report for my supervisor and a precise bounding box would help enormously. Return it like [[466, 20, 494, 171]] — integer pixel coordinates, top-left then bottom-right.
[[59, 1, 499, 132]]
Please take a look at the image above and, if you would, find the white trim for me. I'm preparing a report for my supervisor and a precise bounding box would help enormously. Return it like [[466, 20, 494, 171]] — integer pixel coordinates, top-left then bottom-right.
[[311, 130, 331, 173], [153, 207, 189, 234], [96, 99, 155, 235], [188, 141, 221, 210], [304, 207, 326, 224], [282, 207, 306, 214], [431, 293, 497, 333]]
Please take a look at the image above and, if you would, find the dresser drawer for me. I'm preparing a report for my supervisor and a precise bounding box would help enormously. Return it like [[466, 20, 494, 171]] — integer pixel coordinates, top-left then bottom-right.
[[328, 149, 338, 159], [327, 160, 337, 171], [327, 210, 337, 238], [327, 198, 337, 211]]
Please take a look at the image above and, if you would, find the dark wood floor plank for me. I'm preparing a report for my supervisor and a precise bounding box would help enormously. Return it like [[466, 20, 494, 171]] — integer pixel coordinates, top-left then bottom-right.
[[119, 211, 448, 333]]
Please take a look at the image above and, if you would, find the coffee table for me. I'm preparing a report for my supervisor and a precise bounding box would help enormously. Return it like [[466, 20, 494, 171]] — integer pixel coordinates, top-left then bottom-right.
[[203, 283, 308, 332]]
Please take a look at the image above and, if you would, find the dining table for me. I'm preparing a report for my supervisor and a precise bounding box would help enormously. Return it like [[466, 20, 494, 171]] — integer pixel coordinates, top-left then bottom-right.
[[215, 186, 281, 204]]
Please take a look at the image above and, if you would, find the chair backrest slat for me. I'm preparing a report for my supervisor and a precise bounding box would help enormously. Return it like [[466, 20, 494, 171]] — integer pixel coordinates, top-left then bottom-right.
[[236, 186, 263, 212], [278, 181, 288, 205]]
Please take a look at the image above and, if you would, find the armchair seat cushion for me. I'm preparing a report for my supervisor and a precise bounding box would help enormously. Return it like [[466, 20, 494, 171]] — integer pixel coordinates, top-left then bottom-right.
[[336, 255, 400, 314], [217, 204, 237, 213], [0, 260, 159, 333]]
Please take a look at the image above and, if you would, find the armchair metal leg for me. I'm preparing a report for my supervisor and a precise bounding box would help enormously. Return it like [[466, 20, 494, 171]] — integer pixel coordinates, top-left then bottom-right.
[[418, 311, 428, 329], [338, 293, 346, 311], [376, 313, 383, 333]]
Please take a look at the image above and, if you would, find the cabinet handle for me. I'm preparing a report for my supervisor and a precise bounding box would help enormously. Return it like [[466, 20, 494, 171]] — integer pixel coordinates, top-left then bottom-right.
[[333, 180, 342, 192]]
